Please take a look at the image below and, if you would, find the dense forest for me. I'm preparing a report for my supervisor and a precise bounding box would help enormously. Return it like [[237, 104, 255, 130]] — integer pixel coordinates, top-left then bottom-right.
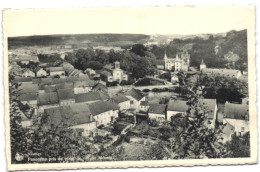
[[8, 34, 150, 49]]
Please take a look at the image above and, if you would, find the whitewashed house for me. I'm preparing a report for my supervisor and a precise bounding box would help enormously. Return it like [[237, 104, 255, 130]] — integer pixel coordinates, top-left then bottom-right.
[[223, 102, 249, 138], [88, 101, 119, 126], [37, 92, 60, 113], [73, 80, 95, 94], [18, 93, 38, 108], [148, 104, 167, 123], [35, 68, 47, 77], [22, 69, 35, 77], [125, 88, 146, 112], [49, 67, 65, 76], [111, 94, 131, 111], [44, 105, 96, 137], [57, 89, 75, 106], [167, 99, 188, 121]]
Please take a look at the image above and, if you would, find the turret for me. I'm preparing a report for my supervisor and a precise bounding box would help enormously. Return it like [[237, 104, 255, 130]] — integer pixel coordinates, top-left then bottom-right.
[[164, 49, 168, 60], [200, 59, 206, 71]]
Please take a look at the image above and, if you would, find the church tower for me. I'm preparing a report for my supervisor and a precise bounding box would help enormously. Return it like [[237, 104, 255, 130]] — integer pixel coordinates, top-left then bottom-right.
[[200, 59, 206, 71], [114, 61, 120, 69]]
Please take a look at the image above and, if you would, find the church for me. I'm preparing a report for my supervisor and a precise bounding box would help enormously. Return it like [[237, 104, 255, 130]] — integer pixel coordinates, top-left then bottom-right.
[[164, 49, 190, 71]]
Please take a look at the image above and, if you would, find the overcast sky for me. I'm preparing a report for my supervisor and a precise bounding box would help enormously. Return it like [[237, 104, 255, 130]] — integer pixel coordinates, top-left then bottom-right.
[[3, 6, 254, 37]]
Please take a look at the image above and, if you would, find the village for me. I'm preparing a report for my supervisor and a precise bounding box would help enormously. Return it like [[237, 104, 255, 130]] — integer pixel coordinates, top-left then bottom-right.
[[8, 38, 249, 160]]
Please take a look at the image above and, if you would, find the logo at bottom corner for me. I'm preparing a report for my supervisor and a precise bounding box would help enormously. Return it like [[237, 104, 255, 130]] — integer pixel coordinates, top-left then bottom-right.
[[15, 152, 24, 162]]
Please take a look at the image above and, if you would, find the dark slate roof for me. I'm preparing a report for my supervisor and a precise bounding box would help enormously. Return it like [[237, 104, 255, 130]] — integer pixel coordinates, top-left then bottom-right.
[[44, 85, 57, 93], [66, 76, 80, 82], [61, 62, 74, 73], [52, 78, 67, 84], [92, 83, 108, 92], [88, 101, 119, 116], [74, 80, 95, 88], [75, 92, 103, 103], [41, 78, 53, 84], [38, 92, 59, 106], [57, 89, 75, 100], [69, 103, 94, 125], [113, 94, 129, 104], [18, 93, 38, 101], [14, 77, 32, 83], [198, 99, 217, 119], [224, 102, 249, 120], [167, 99, 188, 112], [125, 88, 145, 101], [49, 67, 64, 72], [55, 82, 74, 90], [140, 101, 149, 106], [148, 104, 166, 115], [44, 105, 94, 128], [19, 83, 39, 94], [32, 78, 41, 84], [78, 74, 90, 81], [44, 106, 75, 127], [34, 67, 44, 73]]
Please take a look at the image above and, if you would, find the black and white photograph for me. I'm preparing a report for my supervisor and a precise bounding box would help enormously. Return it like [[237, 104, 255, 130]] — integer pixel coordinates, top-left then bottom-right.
[[3, 6, 257, 171]]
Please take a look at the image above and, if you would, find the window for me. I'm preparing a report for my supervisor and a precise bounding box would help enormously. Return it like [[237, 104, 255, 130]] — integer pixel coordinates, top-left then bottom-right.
[[241, 127, 245, 132], [130, 100, 134, 104]]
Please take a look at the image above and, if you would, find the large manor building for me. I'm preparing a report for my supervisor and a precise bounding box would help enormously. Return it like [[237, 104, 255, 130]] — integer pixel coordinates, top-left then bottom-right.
[[164, 49, 190, 71]]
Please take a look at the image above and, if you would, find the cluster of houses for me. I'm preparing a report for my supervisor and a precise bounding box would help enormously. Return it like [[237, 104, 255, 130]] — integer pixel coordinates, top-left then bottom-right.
[[11, 51, 249, 142]]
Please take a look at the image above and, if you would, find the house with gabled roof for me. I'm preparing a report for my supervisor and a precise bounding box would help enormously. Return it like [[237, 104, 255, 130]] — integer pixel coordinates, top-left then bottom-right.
[[125, 88, 146, 111], [22, 69, 35, 77], [18, 93, 38, 108], [75, 91, 108, 104], [55, 82, 74, 90], [110, 94, 130, 111], [44, 105, 96, 136], [73, 80, 95, 94], [223, 102, 249, 137], [57, 89, 75, 106], [148, 104, 167, 123], [87, 100, 119, 126], [35, 67, 47, 77], [19, 83, 39, 94], [37, 92, 59, 113], [167, 99, 188, 121]]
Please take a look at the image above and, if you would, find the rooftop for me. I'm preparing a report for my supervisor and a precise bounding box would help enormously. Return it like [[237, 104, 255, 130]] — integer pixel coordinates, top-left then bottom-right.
[[125, 88, 145, 101], [18, 93, 38, 101], [38, 92, 59, 106], [148, 104, 166, 115], [224, 102, 249, 120], [49, 67, 64, 72], [88, 100, 119, 116], [112, 94, 129, 104], [57, 89, 75, 100], [167, 99, 188, 112], [198, 99, 217, 119], [75, 92, 103, 103]]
